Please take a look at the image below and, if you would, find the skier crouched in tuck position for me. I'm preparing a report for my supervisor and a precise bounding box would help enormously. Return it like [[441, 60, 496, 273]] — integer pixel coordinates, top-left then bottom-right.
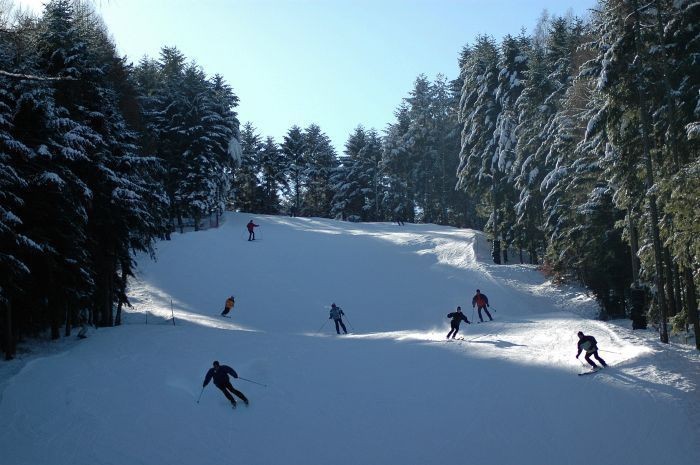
[[203, 361, 249, 408], [329, 303, 348, 335], [472, 289, 493, 322], [221, 296, 235, 316], [576, 331, 608, 370], [446, 306, 471, 339]]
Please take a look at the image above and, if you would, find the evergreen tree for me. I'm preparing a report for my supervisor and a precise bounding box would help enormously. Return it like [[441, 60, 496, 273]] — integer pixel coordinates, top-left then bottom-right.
[[457, 35, 501, 261], [258, 136, 286, 214], [331, 126, 368, 220], [236, 122, 263, 212], [302, 124, 338, 217], [281, 125, 306, 216], [381, 103, 414, 224]]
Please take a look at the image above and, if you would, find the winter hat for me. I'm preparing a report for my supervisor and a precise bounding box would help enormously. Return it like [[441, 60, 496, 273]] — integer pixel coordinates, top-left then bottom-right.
[[577, 331, 584, 337], [213, 361, 220, 367], [457, 306, 462, 311]]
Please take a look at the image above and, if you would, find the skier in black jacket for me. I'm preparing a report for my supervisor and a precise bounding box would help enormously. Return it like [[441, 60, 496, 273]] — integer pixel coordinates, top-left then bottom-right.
[[576, 332, 608, 370], [446, 306, 471, 339], [203, 361, 249, 407]]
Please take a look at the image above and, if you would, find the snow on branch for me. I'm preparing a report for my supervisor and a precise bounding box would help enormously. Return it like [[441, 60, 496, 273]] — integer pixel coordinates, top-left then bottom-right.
[[0, 70, 78, 82]]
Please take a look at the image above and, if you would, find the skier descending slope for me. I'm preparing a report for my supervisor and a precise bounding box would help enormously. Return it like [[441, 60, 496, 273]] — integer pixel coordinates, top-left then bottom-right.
[[329, 303, 348, 335], [247, 219, 259, 241], [221, 296, 235, 317], [472, 289, 493, 322], [202, 361, 249, 408], [446, 306, 471, 339], [576, 331, 608, 372]]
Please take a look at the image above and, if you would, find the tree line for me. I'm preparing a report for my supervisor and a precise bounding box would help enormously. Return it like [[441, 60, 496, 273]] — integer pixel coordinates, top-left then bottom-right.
[[455, 1, 698, 347], [1, 0, 697, 359], [0, 0, 239, 359], [233, 1, 699, 348]]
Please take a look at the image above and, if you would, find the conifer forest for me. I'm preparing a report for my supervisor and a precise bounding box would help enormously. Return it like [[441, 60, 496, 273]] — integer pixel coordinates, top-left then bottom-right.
[[0, 0, 698, 359]]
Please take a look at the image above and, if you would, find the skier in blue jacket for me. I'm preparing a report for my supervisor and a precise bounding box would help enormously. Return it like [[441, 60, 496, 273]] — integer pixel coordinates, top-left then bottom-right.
[[203, 361, 249, 407]]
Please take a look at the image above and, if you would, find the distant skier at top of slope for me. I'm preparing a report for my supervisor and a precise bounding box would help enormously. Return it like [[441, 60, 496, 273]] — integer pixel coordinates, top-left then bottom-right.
[[472, 289, 493, 322], [247, 220, 259, 241], [446, 306, 471, 339], [203, 360, 249, 408], [221, 295, 235, 317], [576, 331, 608, 370], [329, 303, 348, 335]]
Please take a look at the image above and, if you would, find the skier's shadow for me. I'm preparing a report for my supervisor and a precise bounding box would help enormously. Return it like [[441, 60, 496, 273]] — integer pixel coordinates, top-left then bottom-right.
[[469, 339, 526, 349]]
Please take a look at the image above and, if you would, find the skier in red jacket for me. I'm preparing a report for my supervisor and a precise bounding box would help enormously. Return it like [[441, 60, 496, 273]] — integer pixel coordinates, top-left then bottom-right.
[[246, 220, 259, 241], [472, 289, 493, 322]]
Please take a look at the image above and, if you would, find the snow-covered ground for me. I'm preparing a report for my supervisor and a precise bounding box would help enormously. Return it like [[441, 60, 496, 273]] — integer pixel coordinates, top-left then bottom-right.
[[1, 212, 699, 465]]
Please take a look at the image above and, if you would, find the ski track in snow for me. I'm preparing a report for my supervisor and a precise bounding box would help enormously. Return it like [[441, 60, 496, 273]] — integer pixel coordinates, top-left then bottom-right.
[[1, 212, 699, 465]]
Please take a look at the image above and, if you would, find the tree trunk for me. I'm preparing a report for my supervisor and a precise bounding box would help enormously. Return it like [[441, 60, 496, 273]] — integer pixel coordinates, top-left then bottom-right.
[[114, 264, 129, 326], [673, 262, 683, 321], [64, 301, 72, 337], [664, 247, 677, 317], [633, 0, 669, 342], [628, 209, 640, 285], [3, 301, 14, 360], [683, 267, 699, 350]]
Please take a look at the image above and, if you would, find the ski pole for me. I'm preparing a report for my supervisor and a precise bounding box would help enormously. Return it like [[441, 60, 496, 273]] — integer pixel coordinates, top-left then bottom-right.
[[316, 319, 329, 334], [471, 307, 475, 322], [343, 314, 355, 331], [196, 386, 205, 403], [238, 377, 267, 387], [599, 349, 621, 354]]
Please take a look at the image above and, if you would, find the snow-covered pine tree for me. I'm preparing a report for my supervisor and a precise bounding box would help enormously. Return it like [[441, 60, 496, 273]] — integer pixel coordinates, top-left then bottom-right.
[[258, 136, 286, 214], [330, 126, 368, 221], [358, 128, 384, 221], [302, 124, 338, 218], [207, 73, 240, 224], [405, 75, 438, 223], [457, 35, 501, 262], [236, 122, 264, 213], [281, 125, 307, 216], [493, 34, 529, 262], [380, 103, 414, 224], [428, 74, 462, 226], [586, 0, 672, 341]]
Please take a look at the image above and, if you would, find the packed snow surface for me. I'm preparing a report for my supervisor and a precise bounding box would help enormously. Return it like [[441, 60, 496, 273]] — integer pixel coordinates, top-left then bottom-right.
[[2, 213, 699, 465]]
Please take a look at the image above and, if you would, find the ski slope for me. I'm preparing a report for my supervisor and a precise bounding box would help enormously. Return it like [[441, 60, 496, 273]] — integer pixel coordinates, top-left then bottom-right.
[[1, 212, 699, 465]]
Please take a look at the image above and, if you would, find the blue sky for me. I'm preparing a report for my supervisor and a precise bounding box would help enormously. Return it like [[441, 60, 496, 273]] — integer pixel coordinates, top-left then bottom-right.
[[18, 0, 596, 152]]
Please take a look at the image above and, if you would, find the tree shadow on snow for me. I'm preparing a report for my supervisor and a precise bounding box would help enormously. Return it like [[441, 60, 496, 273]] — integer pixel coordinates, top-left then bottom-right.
[[468, 339, 527, 349]]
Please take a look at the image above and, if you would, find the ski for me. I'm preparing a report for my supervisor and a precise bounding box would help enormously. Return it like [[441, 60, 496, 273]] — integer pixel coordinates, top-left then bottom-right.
[[578, 369, 601, 376]]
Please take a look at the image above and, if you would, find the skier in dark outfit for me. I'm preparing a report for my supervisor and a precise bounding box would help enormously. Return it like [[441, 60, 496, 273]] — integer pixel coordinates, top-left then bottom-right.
[[202, 361, 249, 407], [329, 303, 348, 334], [446, 306, 471, 339], [576, 331, 608, 370], [472, 289, 493, 322]]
